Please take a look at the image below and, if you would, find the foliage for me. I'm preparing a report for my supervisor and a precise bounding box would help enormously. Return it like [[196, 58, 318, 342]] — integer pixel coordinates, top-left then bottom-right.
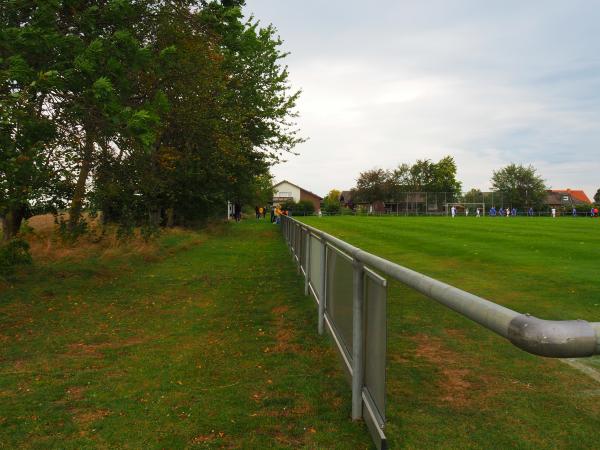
[[1, 0, 303, 241], [594, 188, 600, 204], [280, 199, 315, 215], [0, 238, 32, 276], [323, 189, 341, 213], [354, 156, 462, 203], [354, 169, 389, 203], [325, 189, 341, 203], [491, 164, 547, 209]]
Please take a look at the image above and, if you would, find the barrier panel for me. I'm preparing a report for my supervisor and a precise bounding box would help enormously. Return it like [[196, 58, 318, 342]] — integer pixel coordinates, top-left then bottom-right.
[[280, 215, 600, 450]]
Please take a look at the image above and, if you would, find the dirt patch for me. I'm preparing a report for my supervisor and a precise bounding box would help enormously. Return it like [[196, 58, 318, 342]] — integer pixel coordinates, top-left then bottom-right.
[[66, 386, 86, 401], [72, 408, 111, 426], [410, 333, 507, 409], [269, 305, 302, 354], [66, 336, 146, 358], [271, 305, 289, 316]]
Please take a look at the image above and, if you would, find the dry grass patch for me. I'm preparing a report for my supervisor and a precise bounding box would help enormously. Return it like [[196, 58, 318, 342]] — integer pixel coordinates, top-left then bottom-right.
[[411, 333, 510, 409]]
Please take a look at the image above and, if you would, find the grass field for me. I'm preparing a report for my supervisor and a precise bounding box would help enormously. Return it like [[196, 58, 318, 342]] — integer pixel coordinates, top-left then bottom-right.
[[0, 222, 370, 448], [3, 216, 600, 449], [299, 215, 600, 449]]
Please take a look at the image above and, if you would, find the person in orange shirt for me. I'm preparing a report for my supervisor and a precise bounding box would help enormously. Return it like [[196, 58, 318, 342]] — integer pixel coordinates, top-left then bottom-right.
[[274, 206, 282, 224]]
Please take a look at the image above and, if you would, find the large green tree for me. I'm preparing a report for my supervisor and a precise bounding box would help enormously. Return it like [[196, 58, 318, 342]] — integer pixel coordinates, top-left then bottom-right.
[[0, 1, 67, 240], [2, 0, 303, 238], [354, 169, 389, 203], [491, 163, 547, 209], [355, 156, 462, 204]]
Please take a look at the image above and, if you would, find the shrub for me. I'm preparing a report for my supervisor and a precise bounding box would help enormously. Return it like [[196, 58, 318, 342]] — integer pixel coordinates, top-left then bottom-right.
[[0, 238, 32, 276], [281, 200, 315, 216]]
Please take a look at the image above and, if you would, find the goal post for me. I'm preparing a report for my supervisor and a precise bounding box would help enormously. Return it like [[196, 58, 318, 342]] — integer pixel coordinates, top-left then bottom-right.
[[445, 202, 486, 216]]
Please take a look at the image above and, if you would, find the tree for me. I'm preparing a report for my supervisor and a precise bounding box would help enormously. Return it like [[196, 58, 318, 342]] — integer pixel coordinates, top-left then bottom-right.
[[325, 189, 341, 203], [2, 0, 304, 239], [463, 188, 483, 203], [594, 188, 600, 204], [323, 189, 341, 213], [0, 1, 66, 240], [491, 164, 547, 209], [354, 169, 389, 204], [430, 156, 462, 199]]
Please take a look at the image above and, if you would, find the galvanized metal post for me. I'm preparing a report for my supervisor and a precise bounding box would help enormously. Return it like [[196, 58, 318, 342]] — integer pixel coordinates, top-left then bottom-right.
[[318, 240, 326, 335], [304, 231, 311, 296], [351, 259, 365, 420], [296, 225, 301, 274]]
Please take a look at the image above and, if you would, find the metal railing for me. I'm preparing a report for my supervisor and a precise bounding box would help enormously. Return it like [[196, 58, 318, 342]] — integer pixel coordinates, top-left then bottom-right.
[[280, 215, 600, 450]]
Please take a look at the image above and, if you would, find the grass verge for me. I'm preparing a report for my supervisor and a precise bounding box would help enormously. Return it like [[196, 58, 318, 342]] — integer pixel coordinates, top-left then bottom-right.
[[0, 220, 370, 449]]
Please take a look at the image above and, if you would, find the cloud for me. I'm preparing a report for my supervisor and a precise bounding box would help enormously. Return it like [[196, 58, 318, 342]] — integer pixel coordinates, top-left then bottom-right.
[[246, 0, 600, 199]]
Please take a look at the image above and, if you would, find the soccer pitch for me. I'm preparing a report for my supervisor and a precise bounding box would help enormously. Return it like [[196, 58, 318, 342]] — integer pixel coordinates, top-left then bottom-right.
[[299, 215, 600, 448]]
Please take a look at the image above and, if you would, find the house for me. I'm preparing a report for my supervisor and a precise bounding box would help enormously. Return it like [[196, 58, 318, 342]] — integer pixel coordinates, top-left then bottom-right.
[[272, 180, 323, 212], [545, 189, 592, 209]]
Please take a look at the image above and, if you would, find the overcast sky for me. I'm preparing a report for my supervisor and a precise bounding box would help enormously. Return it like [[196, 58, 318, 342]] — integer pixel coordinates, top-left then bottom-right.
[[244, 0, 600, 198]]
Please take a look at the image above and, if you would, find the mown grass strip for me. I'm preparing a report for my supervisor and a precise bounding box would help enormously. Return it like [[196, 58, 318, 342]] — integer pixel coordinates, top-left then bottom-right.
[[300, 216, 600, 449]]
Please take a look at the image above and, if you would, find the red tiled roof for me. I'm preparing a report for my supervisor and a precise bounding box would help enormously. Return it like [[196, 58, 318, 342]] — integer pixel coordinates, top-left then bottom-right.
[[550, 189, 592, 204]]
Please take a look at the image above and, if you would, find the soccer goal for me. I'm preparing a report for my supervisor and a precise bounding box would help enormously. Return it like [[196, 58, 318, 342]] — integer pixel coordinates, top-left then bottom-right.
[[445, 202, 486, 216]]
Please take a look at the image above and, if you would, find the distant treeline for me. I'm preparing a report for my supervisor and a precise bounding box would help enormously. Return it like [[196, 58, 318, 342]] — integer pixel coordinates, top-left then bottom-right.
[[0, 1, 301, 241], [350, 159, 596, 210]]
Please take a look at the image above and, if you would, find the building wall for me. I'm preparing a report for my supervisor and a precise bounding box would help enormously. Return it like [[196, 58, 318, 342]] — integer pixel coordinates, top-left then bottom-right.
[[300, 190, 322, 212], [273, 181, 301, 203]]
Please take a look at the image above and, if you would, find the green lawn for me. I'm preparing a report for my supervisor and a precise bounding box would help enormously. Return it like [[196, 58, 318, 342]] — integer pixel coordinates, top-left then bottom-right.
[[299, 215, 600, 449], [0, 222, 370, 449]]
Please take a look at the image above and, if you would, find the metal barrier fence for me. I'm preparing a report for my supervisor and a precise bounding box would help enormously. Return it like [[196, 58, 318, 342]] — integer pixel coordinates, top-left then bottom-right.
[[281, 215, 600, 450]]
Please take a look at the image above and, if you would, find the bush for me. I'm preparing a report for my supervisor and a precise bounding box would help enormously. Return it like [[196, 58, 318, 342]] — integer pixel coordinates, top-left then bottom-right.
[[0, 238, 32, 276], [323, 199, 340, 214], [280, 200, 315, 216]]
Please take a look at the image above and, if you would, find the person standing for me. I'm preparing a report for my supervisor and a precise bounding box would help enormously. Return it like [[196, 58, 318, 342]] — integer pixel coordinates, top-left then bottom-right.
[[255, 206, 260, 219], [528, 207, 534, 216], [234, 203, 242, 222], [572, 207, 577, 217], [451, 206, 456, 218], [511, 207, 517, 216], [270, 205, 275, 223], [465, 207, 469, 216], [476, 208, 481, 217], [551, 207, 556, 218]]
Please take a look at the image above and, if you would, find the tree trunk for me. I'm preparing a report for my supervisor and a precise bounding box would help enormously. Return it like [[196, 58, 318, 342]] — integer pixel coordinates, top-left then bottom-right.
[[148, 208, 161, 228], [166, 208, 175, 228], [68, 131, 94, 232], [1, 204, 26, 242]]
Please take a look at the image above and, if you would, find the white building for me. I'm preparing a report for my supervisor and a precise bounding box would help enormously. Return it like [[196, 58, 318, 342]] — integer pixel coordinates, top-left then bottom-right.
[[272, 180, 322, 212]]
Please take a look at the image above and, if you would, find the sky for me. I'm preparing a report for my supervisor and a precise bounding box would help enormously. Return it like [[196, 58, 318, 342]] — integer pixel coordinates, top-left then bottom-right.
[[244, 0, 600, 199]]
